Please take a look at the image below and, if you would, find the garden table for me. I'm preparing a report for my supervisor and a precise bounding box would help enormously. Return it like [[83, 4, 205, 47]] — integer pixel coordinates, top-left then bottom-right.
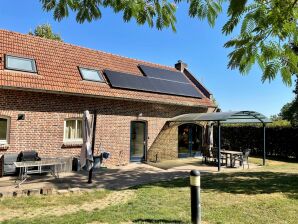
[[220, 150, 243, 168], [14, 159, 65, 187]]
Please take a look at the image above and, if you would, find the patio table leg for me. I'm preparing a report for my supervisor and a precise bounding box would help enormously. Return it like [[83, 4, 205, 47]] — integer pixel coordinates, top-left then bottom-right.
[[16, 167, 28, 188], [50, 165, 54, 178], [229, 154, 232, 167], [15, 167, 22, 183], [15, 167, 22, 188], [56, 164, 60, 179], [51, 164, 58, 179], [229, 154, 233, 167]]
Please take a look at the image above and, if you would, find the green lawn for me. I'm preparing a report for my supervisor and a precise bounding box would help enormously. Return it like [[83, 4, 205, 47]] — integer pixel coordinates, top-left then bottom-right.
[[1, 158, 298, 224]]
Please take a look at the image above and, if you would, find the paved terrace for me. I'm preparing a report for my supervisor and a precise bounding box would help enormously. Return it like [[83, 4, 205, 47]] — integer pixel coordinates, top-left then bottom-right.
[[0, 158, 260, 195]]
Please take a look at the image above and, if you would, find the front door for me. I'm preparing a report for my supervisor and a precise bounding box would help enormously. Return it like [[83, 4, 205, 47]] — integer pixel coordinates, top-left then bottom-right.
[[130, 121, 147, 162], [178, 123, 203, 158]]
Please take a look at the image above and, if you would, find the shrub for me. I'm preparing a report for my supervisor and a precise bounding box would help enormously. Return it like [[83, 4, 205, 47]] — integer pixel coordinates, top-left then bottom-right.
[[213, 126, 298, 160]]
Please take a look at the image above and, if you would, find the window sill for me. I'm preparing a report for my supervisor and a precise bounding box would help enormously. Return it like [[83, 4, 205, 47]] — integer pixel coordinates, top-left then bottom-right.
[[0, 144, 9, 150], [62, 142, 83, 148]]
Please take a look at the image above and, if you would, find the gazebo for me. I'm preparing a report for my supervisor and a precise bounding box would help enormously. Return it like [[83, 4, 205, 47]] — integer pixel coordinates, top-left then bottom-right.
[[170, 111, 272, 171]]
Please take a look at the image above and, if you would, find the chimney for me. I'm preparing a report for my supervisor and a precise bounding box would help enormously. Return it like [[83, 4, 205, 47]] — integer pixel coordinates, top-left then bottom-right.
[[175, 60, 188, 72]]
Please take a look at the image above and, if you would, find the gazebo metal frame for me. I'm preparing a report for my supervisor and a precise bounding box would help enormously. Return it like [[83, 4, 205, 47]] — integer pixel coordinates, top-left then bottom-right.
[[170, 111, 272, 171]]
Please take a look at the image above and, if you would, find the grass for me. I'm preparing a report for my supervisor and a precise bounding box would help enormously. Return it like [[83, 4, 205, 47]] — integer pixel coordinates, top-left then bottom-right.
[[1, 158, 298, 224]]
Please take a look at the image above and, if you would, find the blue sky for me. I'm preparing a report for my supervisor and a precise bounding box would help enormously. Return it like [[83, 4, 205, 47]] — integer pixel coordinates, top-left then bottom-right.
[[0, 1, 295, 117]]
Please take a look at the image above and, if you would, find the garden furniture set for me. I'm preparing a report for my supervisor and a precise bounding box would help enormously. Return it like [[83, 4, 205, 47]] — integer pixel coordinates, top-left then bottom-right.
[[202, 146, 251, 169]]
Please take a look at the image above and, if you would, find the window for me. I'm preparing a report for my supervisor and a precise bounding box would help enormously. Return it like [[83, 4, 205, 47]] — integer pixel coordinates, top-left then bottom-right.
[[5, 55, 37, 73], [79, 67, 104, 82], [0, 117, 9, 145], [64, 119, 83, 142]]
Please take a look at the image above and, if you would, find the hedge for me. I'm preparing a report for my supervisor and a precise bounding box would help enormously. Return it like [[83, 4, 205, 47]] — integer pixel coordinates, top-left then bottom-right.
[[213, 126, 298, 160]]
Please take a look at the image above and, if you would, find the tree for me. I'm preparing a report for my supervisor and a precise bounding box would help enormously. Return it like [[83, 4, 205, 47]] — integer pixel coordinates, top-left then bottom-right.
[[269, 114, 291, 127], [223, 0, 297, 86], [29, 24, 62, 41], [279, 75, 298, 126], [39, 0, 297, 85], [279, 41, 298, 126], [270, 114, 281, 121]]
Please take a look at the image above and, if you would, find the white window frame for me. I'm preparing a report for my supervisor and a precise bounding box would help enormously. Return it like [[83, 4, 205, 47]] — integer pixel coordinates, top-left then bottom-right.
[[0, 116, 10, 145], [5, 54, 37, 73], [63, 118, 83, 143], [78, 67, 105, 82]]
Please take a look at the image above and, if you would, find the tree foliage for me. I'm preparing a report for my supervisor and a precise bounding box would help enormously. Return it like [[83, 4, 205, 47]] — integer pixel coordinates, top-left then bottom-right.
[[29, 23, 62, 41], [279, 75, 298, 126], [269, 115, 291, 127], [40, 0, 223, 32], [279, 42, 298, 126], [39, 0, 298, 85], [223, 0, 298, 86]]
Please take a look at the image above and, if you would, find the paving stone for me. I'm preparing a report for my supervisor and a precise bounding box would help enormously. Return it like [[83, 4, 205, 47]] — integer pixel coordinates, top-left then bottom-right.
[[69, 187, 81, 193], [28, 188, 40, 196], [40, 188, 47, 195], [41, 187, 53, 195], [47, 188, 53, 195], [22, 189, 29, 196], [82, 188, 95, 193], [57, 189, 69, 195], [0, 191, 13, 198], [12, 190, 23, 197]]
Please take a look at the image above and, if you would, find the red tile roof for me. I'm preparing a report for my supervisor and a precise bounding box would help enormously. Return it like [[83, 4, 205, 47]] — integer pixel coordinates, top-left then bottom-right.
[[0, 29, 214, 108]]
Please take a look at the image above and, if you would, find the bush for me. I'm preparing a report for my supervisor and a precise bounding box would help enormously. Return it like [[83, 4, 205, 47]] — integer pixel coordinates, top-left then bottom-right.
[[213, 126, 298, 160]]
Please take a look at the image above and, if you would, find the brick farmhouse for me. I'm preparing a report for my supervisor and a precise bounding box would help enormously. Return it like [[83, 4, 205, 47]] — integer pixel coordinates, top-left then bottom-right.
[[0, 29, 216, 173]]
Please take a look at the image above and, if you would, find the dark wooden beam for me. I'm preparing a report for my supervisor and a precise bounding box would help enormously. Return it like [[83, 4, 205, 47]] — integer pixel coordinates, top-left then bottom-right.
[[88, 110, 97, 184]]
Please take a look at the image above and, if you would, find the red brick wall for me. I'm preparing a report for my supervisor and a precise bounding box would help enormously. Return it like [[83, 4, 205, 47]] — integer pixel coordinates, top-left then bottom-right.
[[0, 89, 207, 166], [148, 121, 209, 162]]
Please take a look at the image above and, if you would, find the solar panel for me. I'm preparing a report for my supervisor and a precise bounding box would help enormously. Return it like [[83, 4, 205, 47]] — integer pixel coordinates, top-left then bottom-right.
[[149, 78, 202, 98], [139, 64, 190, 83], [104, 70, 154, 92], [104, 69, 202, 98]]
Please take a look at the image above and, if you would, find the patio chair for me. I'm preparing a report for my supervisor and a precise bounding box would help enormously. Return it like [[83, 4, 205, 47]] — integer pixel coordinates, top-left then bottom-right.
[[202, 146, 212, 164], [235, 148, 251, 169], [211, 147, 226, 165]]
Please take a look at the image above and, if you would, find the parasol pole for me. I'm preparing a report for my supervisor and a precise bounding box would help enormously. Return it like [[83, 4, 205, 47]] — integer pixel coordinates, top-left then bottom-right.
[[88, 109, 97, 183]]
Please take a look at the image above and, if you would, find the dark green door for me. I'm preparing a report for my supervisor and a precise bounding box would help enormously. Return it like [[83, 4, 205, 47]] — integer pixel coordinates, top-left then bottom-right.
[[130, 121, 147, 162], [178, 123, 203, 158]]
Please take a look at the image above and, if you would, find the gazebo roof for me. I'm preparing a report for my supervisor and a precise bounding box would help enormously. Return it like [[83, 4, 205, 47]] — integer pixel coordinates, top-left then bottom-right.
[[169, 111, 271, 124]]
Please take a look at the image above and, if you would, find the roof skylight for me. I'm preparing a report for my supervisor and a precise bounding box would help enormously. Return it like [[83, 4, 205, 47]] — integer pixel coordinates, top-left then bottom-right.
[[79, 67, 105, 82], [5, 55, 37, 73]]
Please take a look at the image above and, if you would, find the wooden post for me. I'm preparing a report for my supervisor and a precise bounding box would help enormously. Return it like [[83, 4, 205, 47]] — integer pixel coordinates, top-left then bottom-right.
[[88, 110, 97, 184]]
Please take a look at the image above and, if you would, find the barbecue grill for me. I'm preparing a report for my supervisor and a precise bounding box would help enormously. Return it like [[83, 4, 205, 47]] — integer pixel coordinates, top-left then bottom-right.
[[1, 151, 41, 176], [17, 150, 41, 162], [16, 150, 41, 173]]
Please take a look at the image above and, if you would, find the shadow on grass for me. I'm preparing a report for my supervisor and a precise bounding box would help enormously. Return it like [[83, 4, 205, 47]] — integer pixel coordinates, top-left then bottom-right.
[[259, 156, 298, 163], [133, 219, 183, 223], [133, 171, 298, 197]]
